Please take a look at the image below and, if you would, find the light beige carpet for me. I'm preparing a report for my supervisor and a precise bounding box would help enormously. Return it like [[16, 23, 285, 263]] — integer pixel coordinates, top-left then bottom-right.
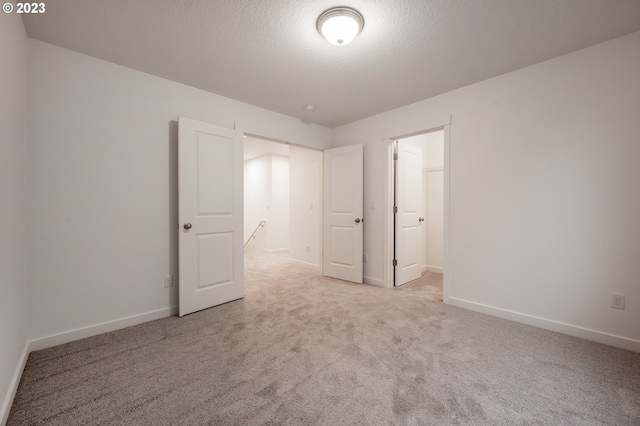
[[8, 253, 640, 425]]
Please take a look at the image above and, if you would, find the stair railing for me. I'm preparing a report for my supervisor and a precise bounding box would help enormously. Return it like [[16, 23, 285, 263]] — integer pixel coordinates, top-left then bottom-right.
[[244, 220, 266, 251]]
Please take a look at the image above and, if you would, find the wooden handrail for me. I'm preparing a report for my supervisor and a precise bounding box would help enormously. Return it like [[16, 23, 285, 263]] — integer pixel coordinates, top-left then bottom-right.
[[244, 220, 266, 250]]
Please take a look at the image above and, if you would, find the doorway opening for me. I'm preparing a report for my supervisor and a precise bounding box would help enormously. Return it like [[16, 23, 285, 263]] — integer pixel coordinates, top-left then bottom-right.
[[392, 129, 446, 300], [243, 135, 323, 276]]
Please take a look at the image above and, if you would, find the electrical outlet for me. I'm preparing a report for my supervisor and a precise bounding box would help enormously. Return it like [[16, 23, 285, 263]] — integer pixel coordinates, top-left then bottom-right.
[[306, 245, 310, 252], [364, 254, 368, 263], [164, 275, 173, 288], [611, 293, 625, 310]]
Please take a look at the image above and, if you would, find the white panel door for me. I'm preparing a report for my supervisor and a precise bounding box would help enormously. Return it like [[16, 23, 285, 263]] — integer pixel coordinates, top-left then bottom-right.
[[396, 141, 422, 286], [323, 144, 363, 283], [178, 117, 243, 316]]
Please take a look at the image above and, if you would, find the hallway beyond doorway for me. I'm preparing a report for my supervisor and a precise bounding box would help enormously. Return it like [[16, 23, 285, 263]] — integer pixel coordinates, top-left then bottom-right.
[[246, 252, 443, 303]]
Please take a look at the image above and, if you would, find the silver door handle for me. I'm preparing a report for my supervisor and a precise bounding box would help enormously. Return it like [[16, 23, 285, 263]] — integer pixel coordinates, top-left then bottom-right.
[[184, 223, 192, 230]]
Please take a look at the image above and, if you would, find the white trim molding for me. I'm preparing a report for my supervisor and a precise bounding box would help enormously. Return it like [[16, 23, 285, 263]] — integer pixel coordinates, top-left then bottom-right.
[[1, 341, 30, 426], [287, 258, 320, 272], [29, 306, 178, 352], [364, 276, 385, 287], [449, 297, 640, 353], [265, 248, 289, 254], [2, 307, 180, 422]]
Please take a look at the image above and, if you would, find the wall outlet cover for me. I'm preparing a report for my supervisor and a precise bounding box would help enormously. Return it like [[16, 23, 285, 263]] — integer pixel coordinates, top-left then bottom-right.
[[164, 275, 174, 288], [611, 293, 625, 310]]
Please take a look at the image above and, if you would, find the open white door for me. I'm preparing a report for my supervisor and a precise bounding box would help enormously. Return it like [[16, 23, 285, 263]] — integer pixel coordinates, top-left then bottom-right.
[[395, 141, 422, 286], [178, 117, 243, 316], [323, 144, 363, 283]]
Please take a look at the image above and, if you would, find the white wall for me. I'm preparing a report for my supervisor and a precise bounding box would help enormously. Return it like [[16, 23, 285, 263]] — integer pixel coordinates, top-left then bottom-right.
[[0, 10, 30, 424], [244, 156, 272, 253], [423, 169, 444, 272], [289, 146, 323, 270], [268, 155, 290, 252], [333, 31, 640, 351], [27, 40, 332, 346], [244, 154, 290, 254]]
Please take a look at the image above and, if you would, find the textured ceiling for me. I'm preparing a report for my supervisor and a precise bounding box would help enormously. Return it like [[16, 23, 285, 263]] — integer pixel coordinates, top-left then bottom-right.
[[22, 0, 640, 128]]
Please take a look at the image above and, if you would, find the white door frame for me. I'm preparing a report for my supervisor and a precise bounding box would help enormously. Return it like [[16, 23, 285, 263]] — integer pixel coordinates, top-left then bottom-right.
[[382, 116, 452, 303]]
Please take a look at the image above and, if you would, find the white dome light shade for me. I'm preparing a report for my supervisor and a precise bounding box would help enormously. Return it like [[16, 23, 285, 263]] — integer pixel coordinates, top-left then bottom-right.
[[317, 7, 364, 46]]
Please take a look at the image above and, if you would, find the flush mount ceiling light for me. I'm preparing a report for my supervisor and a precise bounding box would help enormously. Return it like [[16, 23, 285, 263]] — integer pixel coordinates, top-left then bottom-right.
[[317, 7, 364, 46]]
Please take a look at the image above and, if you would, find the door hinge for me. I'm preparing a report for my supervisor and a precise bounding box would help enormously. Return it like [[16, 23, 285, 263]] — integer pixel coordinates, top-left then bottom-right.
[[393, 206, 398, 214], [393, 153, 398, 160], [393, 259, 397, 267]]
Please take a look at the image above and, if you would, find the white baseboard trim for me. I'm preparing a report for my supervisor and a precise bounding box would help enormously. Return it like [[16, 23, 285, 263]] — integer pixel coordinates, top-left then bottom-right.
[[449, 297, 640, 353], [1, 340, 30, 426], [287, 258, 320, 272], [29, 306, 178, 352], [266, 248, 288, 254], [364, 276, 385, 288], [422, 265, 444, 274]]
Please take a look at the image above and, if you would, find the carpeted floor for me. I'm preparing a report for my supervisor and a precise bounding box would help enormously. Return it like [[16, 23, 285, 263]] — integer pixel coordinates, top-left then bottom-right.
[[8, 253, 640, 425]]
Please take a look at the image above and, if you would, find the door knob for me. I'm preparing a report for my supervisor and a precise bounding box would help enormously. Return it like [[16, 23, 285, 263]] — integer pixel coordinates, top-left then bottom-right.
[[355, 218, 361, 224], [184, 223, 192, 230], [419, 217, 425, 222]]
